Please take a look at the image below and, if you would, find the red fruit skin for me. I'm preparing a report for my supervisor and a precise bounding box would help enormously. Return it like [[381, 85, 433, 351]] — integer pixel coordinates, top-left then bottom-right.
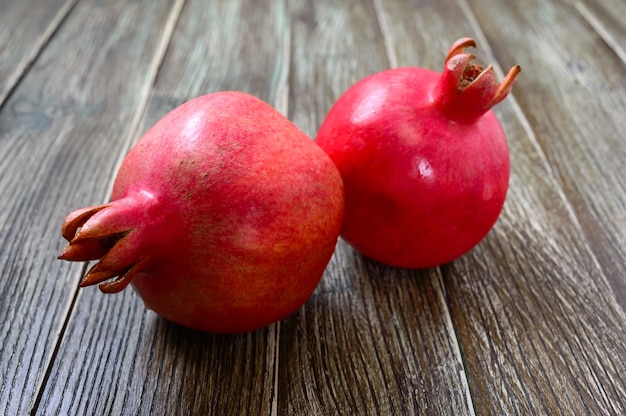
[[60, 92, 344, 333], [316, 39, 519, 268]]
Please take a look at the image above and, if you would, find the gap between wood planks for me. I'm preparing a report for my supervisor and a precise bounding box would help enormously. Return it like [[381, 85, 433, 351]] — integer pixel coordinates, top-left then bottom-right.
[[269, 2, 293, 414], [16, 2, 83, 413], [0, 0, 79, 111], [28, 0, 186, 414], [371, 0, 479, 413], [573, 1, 626, 64], [449, 0, 626, 412], [374, 0, 625, 412], [457, 0, 624, 307], [26, 0, 623, 413]]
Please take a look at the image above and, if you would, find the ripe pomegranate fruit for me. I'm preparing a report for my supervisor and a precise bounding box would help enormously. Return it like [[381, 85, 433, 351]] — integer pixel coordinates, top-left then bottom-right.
[[59, 92, 344, 333], [316, 38, 520, 268]]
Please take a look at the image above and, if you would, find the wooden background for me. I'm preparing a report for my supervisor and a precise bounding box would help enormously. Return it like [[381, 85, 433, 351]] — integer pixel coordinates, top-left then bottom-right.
[[1, 0, 625, 414]]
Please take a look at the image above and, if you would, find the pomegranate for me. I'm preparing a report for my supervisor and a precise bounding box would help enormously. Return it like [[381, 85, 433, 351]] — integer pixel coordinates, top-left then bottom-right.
[[59, 92, 344, 333], [316, 38, 520, 268]]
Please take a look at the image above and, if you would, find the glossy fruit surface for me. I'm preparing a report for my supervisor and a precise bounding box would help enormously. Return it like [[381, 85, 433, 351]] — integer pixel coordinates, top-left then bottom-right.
[[316, 38, 520, 268], [60, 92, 344, 333]]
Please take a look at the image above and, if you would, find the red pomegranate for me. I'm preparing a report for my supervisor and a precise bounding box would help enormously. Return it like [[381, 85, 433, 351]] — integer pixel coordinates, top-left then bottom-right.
[[316, 38, 520, 268], [60, 92, 344, 333]]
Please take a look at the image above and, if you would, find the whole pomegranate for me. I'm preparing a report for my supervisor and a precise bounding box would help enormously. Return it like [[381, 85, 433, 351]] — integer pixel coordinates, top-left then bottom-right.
[[316, 38, 520, 268], [59, 92, 344, 333]]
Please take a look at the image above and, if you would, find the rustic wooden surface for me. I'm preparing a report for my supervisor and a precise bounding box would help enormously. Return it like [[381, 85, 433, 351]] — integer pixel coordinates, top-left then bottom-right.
[[1, 0, 624, 415]]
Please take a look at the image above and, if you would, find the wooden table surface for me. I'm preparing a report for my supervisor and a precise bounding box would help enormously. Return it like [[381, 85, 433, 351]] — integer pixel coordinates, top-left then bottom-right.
[[1, 0, 625, 415]]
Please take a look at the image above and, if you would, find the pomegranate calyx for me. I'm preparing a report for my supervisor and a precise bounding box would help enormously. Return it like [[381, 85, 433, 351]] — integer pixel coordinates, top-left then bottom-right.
[[80, 259, 145, 294], [59, 196, 154, 293], [61, 204, 110, 242], [433, 37, 520, 123], [444, 37, 477, 63], [491, 64, 522, 106]]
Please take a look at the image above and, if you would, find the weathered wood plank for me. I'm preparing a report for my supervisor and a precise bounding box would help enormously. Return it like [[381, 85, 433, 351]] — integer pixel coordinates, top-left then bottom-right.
[[571, 0, 626, 63], [374, 0, 626, 414], [467, 0, 626, 302], [0, 1, 179, 415], [280, 1, 475, 414], [0, 0, 77, 106], [35, 0, 291, 415], [280, 245, 475, 415], [1, 0, 623, 414]]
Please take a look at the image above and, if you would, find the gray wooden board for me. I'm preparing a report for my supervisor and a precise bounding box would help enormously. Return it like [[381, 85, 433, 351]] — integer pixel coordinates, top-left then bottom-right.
[[36, 0, 289, 414], [468, 0, 626, 303], [568, 0, 626, 63], [0, 0, 77, 105], [0, 0, 177, 414], [0, 0, 624, 414], [378, 0, 626, 413], [280, 0, 474, 414]]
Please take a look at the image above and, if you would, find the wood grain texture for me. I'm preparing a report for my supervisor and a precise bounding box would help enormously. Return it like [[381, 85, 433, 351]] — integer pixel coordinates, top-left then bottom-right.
[[375, 0, 626, 414], [0, 0, 624, 414], [571, 0, 626, 63], [0, 0, 77, 106], [280, 1, 474, 414], [36, 0, 291, 415], [280, 243, 474, 415], [467, 0, 626, 311], [0, 0, 177, 415]]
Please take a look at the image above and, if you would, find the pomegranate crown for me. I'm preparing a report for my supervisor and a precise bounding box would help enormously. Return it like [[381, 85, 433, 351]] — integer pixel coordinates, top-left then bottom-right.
[[433, 37, 521, 123], [58, 194, 156, 294]]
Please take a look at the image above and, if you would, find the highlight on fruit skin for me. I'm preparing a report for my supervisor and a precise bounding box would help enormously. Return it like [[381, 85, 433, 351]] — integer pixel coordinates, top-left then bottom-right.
[[315, 37, 520, 269], [59, 91, 345, 334]]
